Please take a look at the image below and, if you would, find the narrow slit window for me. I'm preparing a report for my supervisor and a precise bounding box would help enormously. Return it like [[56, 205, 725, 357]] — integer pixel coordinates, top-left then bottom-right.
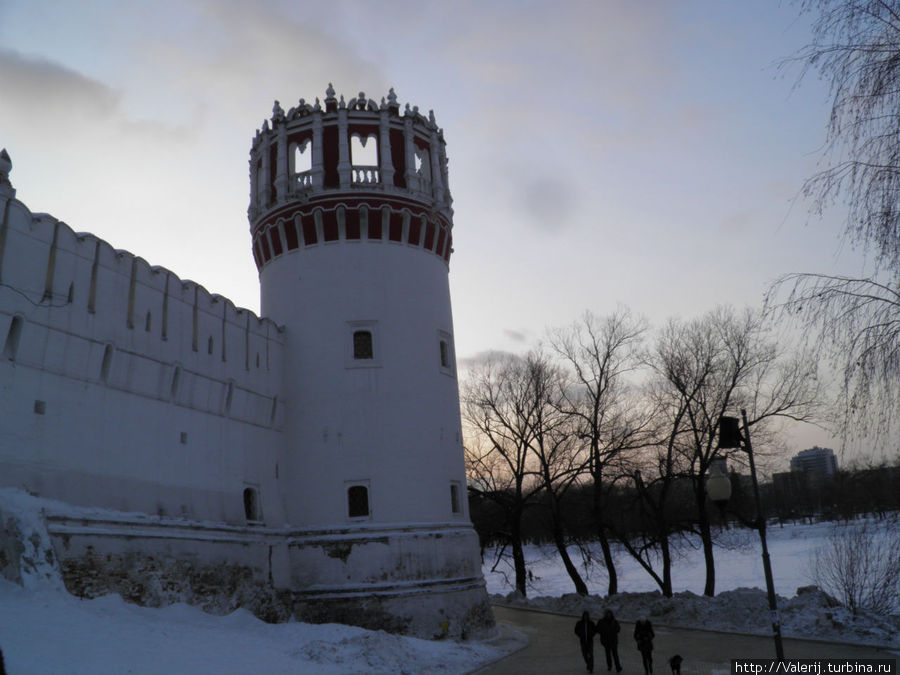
[[3, 316, 23, 361], [348, 485, 369, 518], [450, 483, 461, 514], [171, 366, 181, 400], [243, 487, 260, 522], [440, 340, 450, 368], [100, 344, 114, 383]]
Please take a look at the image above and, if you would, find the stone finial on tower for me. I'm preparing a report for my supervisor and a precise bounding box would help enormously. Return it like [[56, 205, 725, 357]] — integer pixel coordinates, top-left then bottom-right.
[[325, 83, 337, 112], [272, 100, 285, 124], [0, 148, 15, 198]]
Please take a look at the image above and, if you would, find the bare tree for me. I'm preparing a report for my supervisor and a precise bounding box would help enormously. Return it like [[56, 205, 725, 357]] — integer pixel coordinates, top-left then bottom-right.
[[769, 273, 900, 443], [810, 520, 900, 615], [790, 0, 900, 272], [462, 352, 547, 597], [774, 0, 900, 439], [549, 309, 653, 595], [525, 352, 591, 596], [649, 307, 821, 597]]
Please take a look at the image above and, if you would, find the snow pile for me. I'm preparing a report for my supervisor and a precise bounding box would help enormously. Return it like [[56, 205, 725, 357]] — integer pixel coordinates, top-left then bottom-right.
[[0, 488, 64, 591], [0, 488, 513, 674], [494, 585, 900, 648], [0, 578, 509, 674]]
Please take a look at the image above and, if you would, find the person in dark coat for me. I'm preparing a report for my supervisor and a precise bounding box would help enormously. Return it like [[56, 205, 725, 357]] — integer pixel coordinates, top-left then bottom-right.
[[634, 618, 655, 675], [574, 611, 597, 673], [596, 609, 622, 672]]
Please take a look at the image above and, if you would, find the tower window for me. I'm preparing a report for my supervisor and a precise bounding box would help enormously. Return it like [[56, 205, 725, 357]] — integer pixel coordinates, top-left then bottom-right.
[[347, 485, 370, 518], [347, 321, 380, 368], [243, 487, 261, 522], [450, 483, 461, 514], [438, 331, 454, 375], [353, 330, 373, 359]]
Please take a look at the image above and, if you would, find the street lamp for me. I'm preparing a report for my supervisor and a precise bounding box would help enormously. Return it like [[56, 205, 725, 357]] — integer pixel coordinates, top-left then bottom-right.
[[717, 410, 785, 661]]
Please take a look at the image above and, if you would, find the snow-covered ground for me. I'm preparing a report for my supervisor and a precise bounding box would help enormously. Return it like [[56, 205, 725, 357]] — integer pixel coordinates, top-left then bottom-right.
[[484, 520, 900, 649], [2, 486, 898, 673], [0, 580, 509, 674], [0, 489, 511, 674]]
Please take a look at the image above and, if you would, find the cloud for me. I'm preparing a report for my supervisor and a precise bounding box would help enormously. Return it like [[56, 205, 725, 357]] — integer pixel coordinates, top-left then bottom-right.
[[0, 48, 118, 124], [456, 349, 521, 371], [503, 329, 528, 343], [517, 175, 577, 233]]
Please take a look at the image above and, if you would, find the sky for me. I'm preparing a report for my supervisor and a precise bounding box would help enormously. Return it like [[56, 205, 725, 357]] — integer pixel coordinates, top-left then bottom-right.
[[0, 1, 876, 460]]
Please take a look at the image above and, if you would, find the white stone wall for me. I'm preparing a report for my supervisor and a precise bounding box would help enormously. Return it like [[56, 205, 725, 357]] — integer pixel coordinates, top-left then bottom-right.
[[0, 192, 287, 527], [261, 239, 468, 530]]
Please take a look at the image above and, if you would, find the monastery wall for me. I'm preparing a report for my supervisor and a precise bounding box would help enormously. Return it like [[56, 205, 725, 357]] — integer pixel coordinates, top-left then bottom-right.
[[0, 192, 287, 528]]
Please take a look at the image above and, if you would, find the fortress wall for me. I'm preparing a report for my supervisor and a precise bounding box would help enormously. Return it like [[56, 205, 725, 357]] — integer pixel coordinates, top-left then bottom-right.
[[0, 193, 288, 526]]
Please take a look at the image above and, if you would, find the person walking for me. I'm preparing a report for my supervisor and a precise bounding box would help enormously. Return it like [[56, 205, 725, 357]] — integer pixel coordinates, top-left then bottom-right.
[[634, 618, 655, 675], [596, 609, 622, 672], [574, 611, 598, 673]]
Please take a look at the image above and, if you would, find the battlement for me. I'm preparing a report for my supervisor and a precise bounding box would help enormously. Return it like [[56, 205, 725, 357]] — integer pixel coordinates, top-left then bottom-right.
[[248, 86, 454, 272]]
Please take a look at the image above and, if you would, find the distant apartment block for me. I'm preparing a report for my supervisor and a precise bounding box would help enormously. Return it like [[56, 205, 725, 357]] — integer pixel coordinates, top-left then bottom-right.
[[789, 446, 838, 476]]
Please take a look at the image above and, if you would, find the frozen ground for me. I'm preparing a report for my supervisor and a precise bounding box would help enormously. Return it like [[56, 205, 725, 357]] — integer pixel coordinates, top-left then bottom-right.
[[2, 488, 898, 673], [0, 489, 510, 674], [484, 520, 900, 648]]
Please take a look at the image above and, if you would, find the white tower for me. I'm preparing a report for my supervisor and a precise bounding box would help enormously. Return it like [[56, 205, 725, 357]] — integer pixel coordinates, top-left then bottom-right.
[[248, 87, 493, 637]]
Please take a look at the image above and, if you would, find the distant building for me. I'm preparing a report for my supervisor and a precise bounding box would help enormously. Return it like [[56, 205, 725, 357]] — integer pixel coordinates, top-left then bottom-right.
[[790, 447, 838, 476]]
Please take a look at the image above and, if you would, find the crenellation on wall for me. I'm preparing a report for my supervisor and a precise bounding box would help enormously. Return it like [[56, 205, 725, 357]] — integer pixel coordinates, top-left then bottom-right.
[[1, 183, 286, 527]]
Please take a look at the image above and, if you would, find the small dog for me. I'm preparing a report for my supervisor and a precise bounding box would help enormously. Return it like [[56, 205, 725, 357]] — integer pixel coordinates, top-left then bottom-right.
[[669, 654, 683, 675]]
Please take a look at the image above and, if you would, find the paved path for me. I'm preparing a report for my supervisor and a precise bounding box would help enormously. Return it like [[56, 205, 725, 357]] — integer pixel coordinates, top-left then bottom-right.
[[473, 605, 898, 675]]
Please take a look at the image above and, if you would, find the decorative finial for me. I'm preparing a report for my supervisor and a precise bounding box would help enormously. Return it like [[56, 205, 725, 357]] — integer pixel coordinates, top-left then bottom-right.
[[314, 97, 321, 111], [388, 88, 398, 106], [429, 110, 436, 126], [326, 83, 335, 99], [0, 148, 15, 197], [338, 94, 346, 109], [272, 100, 285, 124], [404, 103, 411, 114]]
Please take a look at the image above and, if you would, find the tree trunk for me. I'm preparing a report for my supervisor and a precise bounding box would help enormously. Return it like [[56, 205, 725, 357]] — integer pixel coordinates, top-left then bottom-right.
[[592, 475, 618, 595], [698, 489, 716, 597], [511, 519, 528, 596], [549, 501, 588, 595], [598, 530, 618, 596], [660, 531, 673, 598]]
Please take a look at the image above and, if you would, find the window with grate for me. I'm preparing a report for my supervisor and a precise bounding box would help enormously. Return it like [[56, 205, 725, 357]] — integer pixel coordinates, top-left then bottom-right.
[[353, 330, 373, 359]]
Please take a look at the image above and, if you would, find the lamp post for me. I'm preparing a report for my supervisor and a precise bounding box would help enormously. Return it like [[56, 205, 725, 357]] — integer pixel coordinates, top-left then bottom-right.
[[718, 410, 785, 661]]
